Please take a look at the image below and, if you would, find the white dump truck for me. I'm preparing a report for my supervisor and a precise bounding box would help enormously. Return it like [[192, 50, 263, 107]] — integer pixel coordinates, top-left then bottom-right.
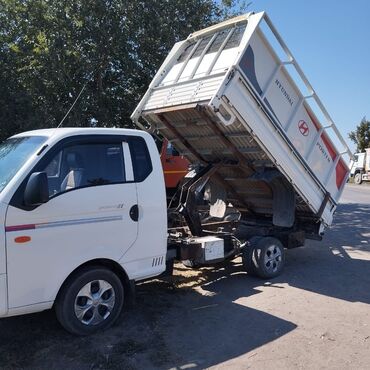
[[0, 12, 350, 335], [349, 148, 370, 184]]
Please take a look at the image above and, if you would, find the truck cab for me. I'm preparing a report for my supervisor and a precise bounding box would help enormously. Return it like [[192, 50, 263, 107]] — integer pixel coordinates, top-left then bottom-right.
[[349, 149, 370, 184], [0, 128, 167, 334]]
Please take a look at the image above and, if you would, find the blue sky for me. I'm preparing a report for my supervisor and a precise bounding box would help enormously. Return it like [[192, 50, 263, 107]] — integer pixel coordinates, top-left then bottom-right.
[[247, 0, 370, 151]]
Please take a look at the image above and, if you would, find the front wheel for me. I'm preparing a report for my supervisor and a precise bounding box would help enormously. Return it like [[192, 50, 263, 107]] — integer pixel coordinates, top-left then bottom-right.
[[243, 237, 285, 279], [55, 266, 124, 335]]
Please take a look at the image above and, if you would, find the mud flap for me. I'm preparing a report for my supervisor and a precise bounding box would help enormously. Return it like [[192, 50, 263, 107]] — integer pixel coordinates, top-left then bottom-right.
[[251, 170, 296, 228]]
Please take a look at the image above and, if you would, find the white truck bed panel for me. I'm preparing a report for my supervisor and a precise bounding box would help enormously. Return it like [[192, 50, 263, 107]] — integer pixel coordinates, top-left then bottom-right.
[[132, 12, 351, 227]]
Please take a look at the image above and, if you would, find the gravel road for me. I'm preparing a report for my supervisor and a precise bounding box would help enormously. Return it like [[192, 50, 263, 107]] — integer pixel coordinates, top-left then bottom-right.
[[0, 184, 369, 369]]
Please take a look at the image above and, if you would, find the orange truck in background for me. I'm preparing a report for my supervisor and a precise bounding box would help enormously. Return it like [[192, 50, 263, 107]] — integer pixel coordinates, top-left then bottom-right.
[[159, 138, 189, 192]]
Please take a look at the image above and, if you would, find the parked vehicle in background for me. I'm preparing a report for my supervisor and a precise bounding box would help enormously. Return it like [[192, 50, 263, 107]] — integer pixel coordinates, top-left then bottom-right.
[[159, 138, 189, 194], [349, 148, 370, 184]]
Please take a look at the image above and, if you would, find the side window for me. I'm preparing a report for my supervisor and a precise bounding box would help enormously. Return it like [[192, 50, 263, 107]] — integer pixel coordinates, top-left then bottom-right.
[[44, 151, 62, 177], [40, 143, 126, 196], [129, 137, 152, 182]]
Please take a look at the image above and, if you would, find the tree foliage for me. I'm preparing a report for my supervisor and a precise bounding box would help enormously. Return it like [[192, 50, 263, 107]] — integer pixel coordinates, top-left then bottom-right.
[[348, 118, 370, 152], [0, 0, 244, 142]]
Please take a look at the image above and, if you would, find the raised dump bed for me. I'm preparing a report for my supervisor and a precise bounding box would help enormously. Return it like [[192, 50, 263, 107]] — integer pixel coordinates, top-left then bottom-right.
[[132, 11, 351, 233]]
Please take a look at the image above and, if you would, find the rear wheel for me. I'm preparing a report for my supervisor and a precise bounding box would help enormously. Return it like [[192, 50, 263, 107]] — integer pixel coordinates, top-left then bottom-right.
[[55, 266, 124, 335], [354, 173, 363, 185], [243, 237, 285, 279]]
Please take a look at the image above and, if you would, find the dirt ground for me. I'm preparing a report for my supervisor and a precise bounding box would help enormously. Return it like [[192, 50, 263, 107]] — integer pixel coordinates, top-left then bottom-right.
[[1, 184, 370, 370]]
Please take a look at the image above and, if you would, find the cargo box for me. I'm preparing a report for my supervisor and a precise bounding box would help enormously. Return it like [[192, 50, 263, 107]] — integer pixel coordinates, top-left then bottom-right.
[[132, 12, 351, 229]]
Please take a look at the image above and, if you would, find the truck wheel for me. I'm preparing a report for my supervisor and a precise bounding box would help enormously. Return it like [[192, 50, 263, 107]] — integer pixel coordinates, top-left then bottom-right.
[[354, 173, 363, 185], [243, 237, 285, 279], [55, 266, 124, 335], [242, 236, 262, 276]]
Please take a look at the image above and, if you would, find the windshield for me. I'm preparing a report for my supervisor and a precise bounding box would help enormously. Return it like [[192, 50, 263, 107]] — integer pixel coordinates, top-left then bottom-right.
[[0, 136, 47, 193]]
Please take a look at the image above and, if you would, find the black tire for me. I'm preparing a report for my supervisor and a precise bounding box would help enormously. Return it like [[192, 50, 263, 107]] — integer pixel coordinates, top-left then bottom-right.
[[242, 236, 262, 276], [354, 173, 363, 185], [243, 237, 285, 279], [55, 266, 124, 336]]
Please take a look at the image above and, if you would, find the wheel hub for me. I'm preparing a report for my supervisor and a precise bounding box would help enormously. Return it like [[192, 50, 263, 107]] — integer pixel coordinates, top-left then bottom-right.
[[74, 279, 116, 326], [263, 245, 282, 273]]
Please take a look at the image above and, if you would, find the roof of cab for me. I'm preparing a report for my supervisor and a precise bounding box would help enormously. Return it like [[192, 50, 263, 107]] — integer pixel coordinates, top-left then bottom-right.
[[12, 127, 149, 141]]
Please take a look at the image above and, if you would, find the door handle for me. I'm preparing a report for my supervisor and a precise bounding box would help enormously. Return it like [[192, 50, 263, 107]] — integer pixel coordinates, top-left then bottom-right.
[[129, 205, 139, 222]]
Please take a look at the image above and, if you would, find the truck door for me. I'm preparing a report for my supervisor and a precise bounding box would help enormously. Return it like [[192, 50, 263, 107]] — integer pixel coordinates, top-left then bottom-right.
[[5, 136, 138, 309]]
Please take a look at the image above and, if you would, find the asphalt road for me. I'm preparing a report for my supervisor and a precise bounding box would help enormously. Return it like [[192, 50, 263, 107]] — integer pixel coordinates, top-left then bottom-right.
[[0, 184, 369, 369]]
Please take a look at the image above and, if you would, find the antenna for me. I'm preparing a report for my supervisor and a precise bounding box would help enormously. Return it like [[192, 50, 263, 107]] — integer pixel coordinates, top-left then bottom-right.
[[56, 66, 100, 129]]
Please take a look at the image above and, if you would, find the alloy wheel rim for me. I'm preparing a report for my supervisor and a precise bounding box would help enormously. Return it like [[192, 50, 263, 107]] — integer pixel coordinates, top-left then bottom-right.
[[263, 245, 282, 273], [74, 280, 115, 326]]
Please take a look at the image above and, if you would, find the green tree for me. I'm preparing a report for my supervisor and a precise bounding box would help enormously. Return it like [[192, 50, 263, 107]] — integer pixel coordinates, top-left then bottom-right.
[[349, 117, 370, 152], [0, 0, 244, 142]]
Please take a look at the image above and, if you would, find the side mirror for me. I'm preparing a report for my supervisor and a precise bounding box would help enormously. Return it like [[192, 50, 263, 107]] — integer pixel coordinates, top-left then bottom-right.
[[24, 172, 49, 206]]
